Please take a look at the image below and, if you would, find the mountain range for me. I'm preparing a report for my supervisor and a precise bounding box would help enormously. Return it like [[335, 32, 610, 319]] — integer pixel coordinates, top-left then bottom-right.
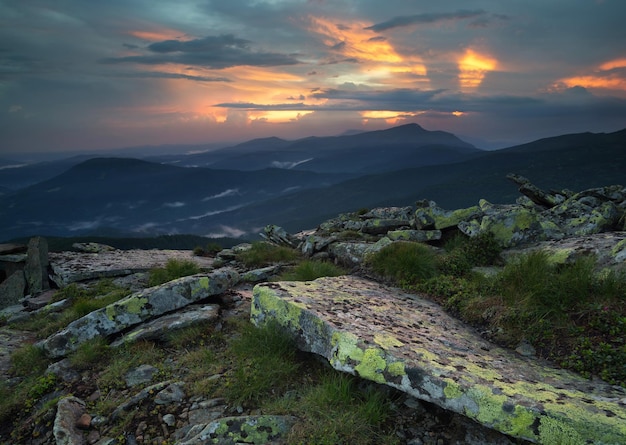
[[1, 123, 624, 241]]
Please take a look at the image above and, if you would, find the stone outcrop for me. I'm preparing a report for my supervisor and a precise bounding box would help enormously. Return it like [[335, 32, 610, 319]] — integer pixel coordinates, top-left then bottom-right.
[[0, 237, 51, 309], [53, 396, 89, 445], [38, 268, 239, 358], [260, 177, 626, 269], [251, 276, 626, 445]]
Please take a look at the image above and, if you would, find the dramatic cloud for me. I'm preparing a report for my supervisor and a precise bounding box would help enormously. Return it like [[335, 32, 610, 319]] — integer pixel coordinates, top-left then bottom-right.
[[365, 9, 486, 32], [1, 0, 625, 154]]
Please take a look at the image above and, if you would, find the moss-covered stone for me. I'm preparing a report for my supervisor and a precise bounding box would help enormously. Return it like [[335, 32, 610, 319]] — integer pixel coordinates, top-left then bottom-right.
[[252, 276, 626, 444]]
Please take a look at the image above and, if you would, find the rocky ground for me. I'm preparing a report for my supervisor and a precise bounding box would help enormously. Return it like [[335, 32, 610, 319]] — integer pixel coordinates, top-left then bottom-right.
[[0, 247, 532, 445]]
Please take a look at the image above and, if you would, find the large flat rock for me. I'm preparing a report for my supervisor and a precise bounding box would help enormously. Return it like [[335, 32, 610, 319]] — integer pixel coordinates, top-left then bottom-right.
[[251, 276, 626, 445], [49, 249, 215, 285]]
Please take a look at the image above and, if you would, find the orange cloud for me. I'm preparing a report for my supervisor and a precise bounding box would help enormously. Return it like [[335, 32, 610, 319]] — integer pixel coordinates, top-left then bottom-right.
[[559, 57, 626, 93], [307, 16, 427, 86], [458, 49, 498, 90], [127, 28, 183, 41]]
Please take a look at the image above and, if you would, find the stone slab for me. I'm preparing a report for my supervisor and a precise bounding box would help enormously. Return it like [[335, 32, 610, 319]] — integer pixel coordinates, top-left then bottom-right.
[[251, 276, 626, 445], [49, 249, 215, 286]]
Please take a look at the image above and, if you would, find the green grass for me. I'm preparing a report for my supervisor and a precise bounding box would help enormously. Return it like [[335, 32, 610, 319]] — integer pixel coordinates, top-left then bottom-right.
[[148, 258, 201, 286], [236, 241, 301, 268], [277, 260, 347, 281], [367, 241, 438, 284], [411, 250, 626, 387], [15, 280, 131, 339], [221, 319, 300, 406]]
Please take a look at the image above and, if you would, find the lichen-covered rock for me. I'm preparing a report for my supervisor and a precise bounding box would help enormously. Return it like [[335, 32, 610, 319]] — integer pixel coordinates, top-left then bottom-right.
[[261, 225, 299, 248], [415, 203, 483, 230], [110, 304, 220, 347], [328, 237, 392, 267], [361, 218, 410, 235], [53, 396, 88, 445], [387, 229, 442, 242], [300, 234, 337, 256], [251, 276, 626, 445], [176, 415, 296, 445], [38, 268, 239, 358], [361, 206, 413, 220]]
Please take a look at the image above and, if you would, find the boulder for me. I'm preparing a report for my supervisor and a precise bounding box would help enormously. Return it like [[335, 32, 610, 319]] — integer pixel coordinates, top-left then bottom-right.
[[53, 396, 88, 445], [0, 270, 25, 309], [175, 415, 297, 445], [110, 304, 220, 347], [38, 268, 239, 358], [25, 236, 49, 294], [251, 276, 626, 445], [261, 225, 299, 248], [387, 229, 442, 242], [327, 237, 392, 267], [361, 218, 410, 235], [415, 203, 482, 230]]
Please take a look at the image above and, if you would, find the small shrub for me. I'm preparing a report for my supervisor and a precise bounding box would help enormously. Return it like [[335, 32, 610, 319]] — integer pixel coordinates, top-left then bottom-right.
[[366, 242, 437, 285], [148, 258, 200, 286], [277, 260, 347, 281], [69, 337, 110, 370], [236, 241, 300, 268]]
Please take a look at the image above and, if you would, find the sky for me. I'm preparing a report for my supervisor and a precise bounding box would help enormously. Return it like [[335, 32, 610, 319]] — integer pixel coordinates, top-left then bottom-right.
[[1, 0, 626, 155]]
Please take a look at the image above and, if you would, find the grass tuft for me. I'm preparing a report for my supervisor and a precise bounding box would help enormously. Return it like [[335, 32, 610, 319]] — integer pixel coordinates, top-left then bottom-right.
[[148, 258, 201, 286], [236, 241, 301, 268], [277, 260, 347, 281], [367, 241, 437, 284]]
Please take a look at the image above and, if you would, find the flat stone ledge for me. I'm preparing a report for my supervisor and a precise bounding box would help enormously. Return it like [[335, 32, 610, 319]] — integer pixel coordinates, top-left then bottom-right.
[[251, 276, 626, 445]]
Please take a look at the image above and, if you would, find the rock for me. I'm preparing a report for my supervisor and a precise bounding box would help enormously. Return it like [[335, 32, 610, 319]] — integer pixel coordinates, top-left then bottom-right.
[[300, 234, 337, 257], [361, 206, 413, 220], [0, 270, 25, 309], [53, 396, 88, 445], [25, 236, 49, 294], [49, 249, 214, 286], [506, 174, 563, 208], [387, 229, 442, 242], [111, 381, 173, 420], [23, 289, 56, 311], [72, 242, 116, 253], [162, 414, 176, 427], [251, 276, 626, 445], [111, 304, 220, 347], [0, 243, 27, 255], [125, 364, 160, 387], [326, 237, 393, 267], [241, 265, 282, 283], [155, 382, 186, 405], [38, 268, 239, 358], [415, 203, 482, 231], [47, 358, 81, 383], [361, 218, 410, 235], [175, 415, 297, 445], [261, 225, 299, 248]]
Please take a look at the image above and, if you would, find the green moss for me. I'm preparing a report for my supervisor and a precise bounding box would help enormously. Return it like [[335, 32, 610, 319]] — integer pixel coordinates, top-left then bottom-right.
[[443, 381, 463, 399], [373, 333, 404, 349], [191, 276, 209, 298], [105, 296, 148, 321], [354, 349, 387, 384], [545, 248, 574, 265], [538, 416, 585, 445]]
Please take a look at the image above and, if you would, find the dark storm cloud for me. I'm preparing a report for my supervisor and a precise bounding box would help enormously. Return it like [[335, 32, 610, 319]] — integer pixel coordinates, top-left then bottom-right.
[[366, 9, 486, 32], [116, 71, 232, 82], [101, 34, 301, 69]]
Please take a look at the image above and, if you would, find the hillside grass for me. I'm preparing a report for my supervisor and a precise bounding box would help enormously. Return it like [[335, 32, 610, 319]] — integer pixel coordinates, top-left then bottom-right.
[[367, 235, 626, 387]]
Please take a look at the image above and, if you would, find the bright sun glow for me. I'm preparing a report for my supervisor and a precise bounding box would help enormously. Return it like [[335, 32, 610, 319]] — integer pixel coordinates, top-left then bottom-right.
[[308, 16, 428, 86], [458, 49, 498, 90]]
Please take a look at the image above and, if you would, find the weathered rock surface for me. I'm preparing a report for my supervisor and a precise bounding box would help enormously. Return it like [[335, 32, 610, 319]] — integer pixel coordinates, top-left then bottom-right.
[[25, 236, 49, 294], [49, 249, 215, 286], [53, 396, 88, 445], [175, 415, 297, 445], [0, 270, 25, 309], [38, 268, 239, 358], [251, 276, 626, 445]]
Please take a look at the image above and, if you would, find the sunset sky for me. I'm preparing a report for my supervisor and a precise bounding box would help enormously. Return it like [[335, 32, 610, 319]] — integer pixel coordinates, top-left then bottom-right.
[[1, 0, 626, 155]]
